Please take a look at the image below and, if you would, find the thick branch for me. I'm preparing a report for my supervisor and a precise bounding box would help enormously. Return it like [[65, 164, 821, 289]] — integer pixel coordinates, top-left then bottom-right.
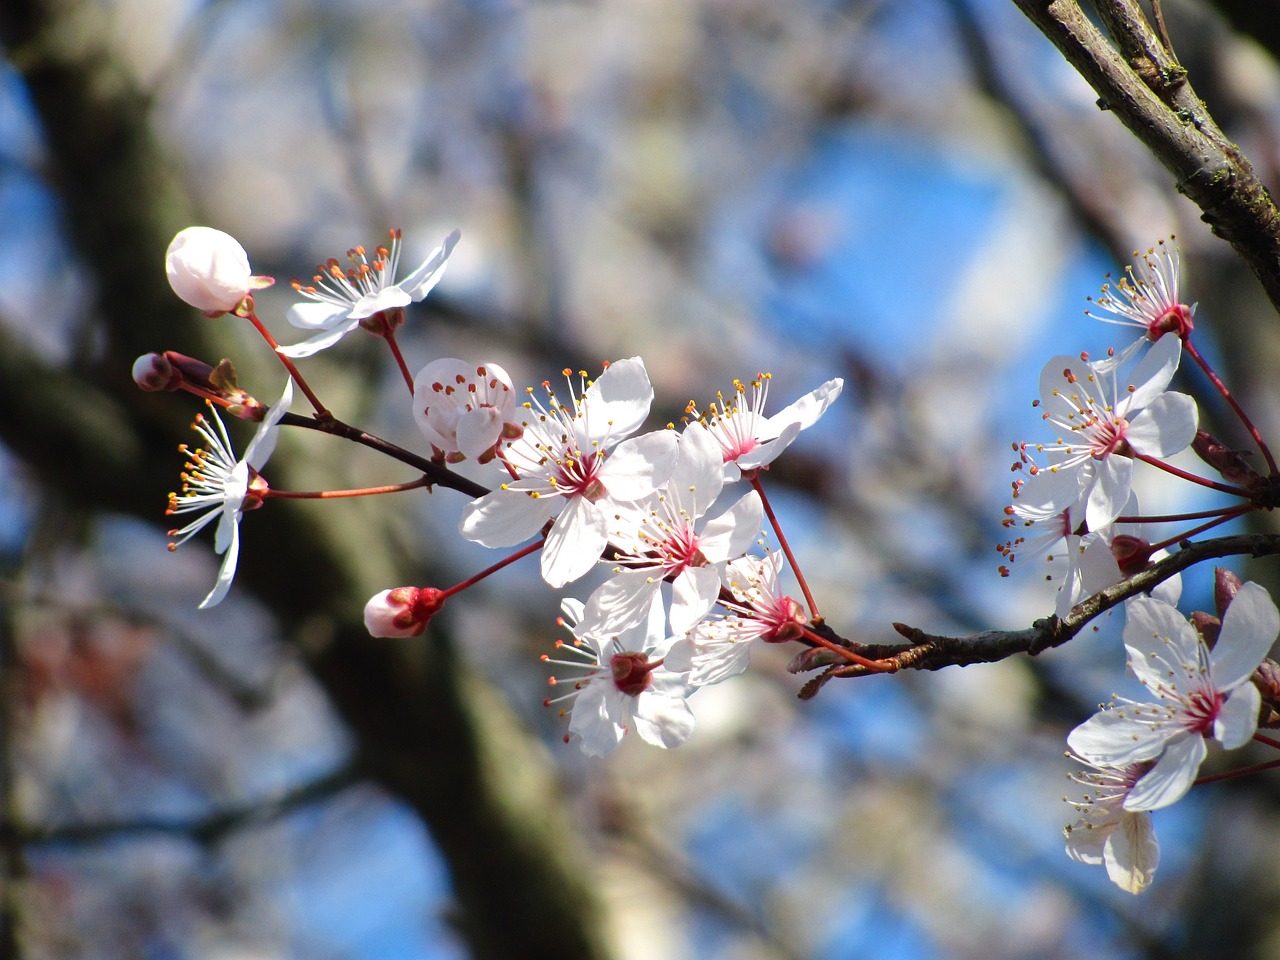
[[1011, 0, 1280, 315]]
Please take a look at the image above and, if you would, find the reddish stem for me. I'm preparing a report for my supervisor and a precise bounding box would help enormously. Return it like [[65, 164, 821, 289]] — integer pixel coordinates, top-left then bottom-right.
[[749, 473, 821, 619], [266, 477, 432, 499], [385, 328, 416, 395], [441, 538, 545, 597], [1253, 731, 1280, 751], [1133, 452, 1251, 496], [800, 625, 895, 673], [1192, 756, 1280, 787], [1184, 339, 1279, 476], [244, 309, 330, 417], [1146, 504, 1254, 554]]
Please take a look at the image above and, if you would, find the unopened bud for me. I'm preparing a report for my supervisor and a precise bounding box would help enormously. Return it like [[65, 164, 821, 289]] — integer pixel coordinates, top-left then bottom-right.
[[133, 352, 181, 391], [166, 226, 274, 314], [1253, 659, 1280, 728], [363, 586, 446, 638], [1215, 567, 1244, 619], [1192, 431, 1260, 487], [1189, 610, 1221, 649]]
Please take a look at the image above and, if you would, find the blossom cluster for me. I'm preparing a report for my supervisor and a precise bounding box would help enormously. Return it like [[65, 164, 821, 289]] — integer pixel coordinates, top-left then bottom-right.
[[150, 227, 1280, 898]]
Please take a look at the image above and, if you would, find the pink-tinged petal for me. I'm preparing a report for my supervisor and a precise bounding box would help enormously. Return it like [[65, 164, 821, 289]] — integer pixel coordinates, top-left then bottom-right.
[[285, 300, 353, 332], [541, 497, 610, 588], [1123, 595, 1201, 691], [1216, 683, 1261, 749], [1067, 710, 1166, 767], [1104, 812, 1159, 894], [670, 423, 726, 517], [397, 229, 460, 301], [1125, 393, 1198, 458], [568, 680, 626, 758], [677, 629, 756, 686], [599, 430, 679, 500], [758, 378, 843, 441], [633, 691, 695, 749], [1123, 734, 1205, 811], [1123, 333, 1182, 410], [277, 318, 363, 358], [581, 570, 661, 636], [698, 491, 763, 564], [736, 421, 801, 471], [1085, 455, 1131, 531], [1211, 581, 1279, 689], [456, 408, 505, 459], [581, 357, 653, 441], [671, 566, 721, 636], [460, 489, 554, 548], [199, 522, 241, 610], [350, 285, 412, 320]]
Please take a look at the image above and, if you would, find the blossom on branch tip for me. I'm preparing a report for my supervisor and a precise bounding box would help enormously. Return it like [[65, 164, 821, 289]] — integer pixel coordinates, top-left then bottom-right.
[[543, 597, 695, 757], [1063, 755, 1159, 894], [280, 228, 460, 358], [412, 358, 518, 461], [166, 380, 294, 609], [166, 227, 273, 314], [687, 374, 842, 479], [1067, 582, 1278, 811], [459, 357, 678, 588]]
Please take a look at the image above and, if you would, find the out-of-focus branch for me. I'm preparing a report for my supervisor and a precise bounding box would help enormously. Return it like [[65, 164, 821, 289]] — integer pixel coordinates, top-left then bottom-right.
[[1011, 0, 1280, 316], [799, 532, 1280, 695], [0, 2, 613, 957], [1, 764, 360, 848]]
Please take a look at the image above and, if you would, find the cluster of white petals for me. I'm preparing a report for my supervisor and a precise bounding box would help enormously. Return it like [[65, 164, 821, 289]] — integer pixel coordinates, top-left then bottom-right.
[[1068, 585, 1277, 812]]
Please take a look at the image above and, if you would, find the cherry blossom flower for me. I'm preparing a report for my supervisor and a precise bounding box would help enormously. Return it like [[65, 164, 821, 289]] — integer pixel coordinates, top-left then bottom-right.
[[664, 552, 807, 686], [1063, 756, 1159, 894], [687, 374, 843, 479], [1018, 334, 1198, 531], [1085, 238, 1194, 352], [412, 358, 518, 461], [460, 358, 679, 588], [280, 229, 460, 358], [1067, 582, 1278, 811], [999, 467, 1090, 618], [543, 597, 695, 758], [166, 380, 294, 608], [166, 227, 272, 314], [580, 422, 763, 636]]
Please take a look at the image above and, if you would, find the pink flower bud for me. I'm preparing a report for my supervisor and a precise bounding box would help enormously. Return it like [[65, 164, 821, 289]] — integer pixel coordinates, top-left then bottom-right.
[[166, 227, 256, 313], [132, 352, 181, 391], [363, 586, 445, 638]]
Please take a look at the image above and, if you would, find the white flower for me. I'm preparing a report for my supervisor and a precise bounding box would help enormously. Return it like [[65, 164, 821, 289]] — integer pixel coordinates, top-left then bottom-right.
[[280, 228, 460, 358], [166, 227, 270, 313], [1063, 756, 1159, 894], [1000, 467, 1091, 618], [1085, 239, 1194, 349], [166, 381, 293, 608], [1067, 582, 1278, 811], [544, 597, 695, 758], [688, 375, 842, 479], [412, 358, 518, 460], [460, 358, 679, 588], [665, 552, 807, 686], [1018, 334, 1198, 530], [581, 422, 763, 636]]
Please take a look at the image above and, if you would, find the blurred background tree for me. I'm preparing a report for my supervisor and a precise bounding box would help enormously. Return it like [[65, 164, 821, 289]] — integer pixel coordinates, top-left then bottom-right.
[[2, 0, 1280, 958]]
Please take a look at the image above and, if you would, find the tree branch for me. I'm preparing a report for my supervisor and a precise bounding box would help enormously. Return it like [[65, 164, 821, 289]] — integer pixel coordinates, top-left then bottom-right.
[[1011, 0, 1280, 316]]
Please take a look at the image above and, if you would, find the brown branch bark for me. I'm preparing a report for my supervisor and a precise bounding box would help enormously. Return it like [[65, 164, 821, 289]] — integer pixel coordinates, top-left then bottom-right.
[[1011, 0, 1280, 316]]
